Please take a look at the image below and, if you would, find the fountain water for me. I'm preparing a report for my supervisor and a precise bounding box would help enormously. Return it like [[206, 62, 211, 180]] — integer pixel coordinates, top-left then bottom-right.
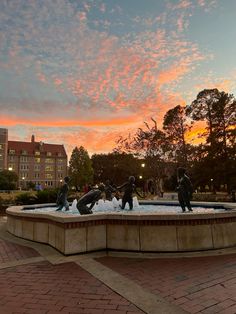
[[27, 196, 225, 214]]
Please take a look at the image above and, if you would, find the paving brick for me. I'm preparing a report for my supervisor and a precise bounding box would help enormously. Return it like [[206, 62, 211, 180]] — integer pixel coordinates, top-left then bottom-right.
[[97, 253, 236, 314], [0, 259, 144, 313], [0, 239, 39, 263]]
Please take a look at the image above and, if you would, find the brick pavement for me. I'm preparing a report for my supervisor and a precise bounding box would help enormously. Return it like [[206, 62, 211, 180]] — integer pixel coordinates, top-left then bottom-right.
[[96, 255, 236, 314], [0, 239, 40, 263], [0, 259, 144, 314], [1, 216, 236, 314]]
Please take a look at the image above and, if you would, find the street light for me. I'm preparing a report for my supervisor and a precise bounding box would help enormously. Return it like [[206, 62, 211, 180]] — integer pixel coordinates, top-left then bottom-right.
[[210, 178, 214, 193], [141, 163, 145, 168], [21, 177, 25, 189], [139, 175, 143, 179], [8, 167, 12, 171]]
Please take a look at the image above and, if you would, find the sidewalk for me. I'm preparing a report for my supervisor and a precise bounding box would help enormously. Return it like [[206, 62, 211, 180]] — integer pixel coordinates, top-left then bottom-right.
[[96, 255, 236, 313], [0, 217, 236, 313]]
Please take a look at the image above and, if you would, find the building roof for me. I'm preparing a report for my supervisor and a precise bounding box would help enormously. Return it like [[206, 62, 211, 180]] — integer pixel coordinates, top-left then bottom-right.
[[8, 140, 67, 158]]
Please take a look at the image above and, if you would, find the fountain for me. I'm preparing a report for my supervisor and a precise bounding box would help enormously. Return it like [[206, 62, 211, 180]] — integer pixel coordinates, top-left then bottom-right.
[[6, 197, 236, 255]]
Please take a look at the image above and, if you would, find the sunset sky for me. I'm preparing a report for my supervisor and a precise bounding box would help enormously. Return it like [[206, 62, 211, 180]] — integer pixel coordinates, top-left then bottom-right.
[[1, 0, 236, 157]]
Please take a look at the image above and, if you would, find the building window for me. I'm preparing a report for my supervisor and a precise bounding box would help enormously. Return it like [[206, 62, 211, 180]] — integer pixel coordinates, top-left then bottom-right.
[[58, 152, 62, 157], [9, 155, 14, 161], [45, 158, 53, 163], [35, 157, 40, 163], [20, 172, 28, 179], [9, 149, 15, 155], [20, 156, 28, 162], [58, 173, 63, 178], [20, 164, 29, 170], [47, 152, 52, 156], [21, 150, 27, 155], [8, 164, 15, 170], [34, 164, 40, 171], [45, 181, 53, 186], [34, 173, 40, 178], [45, 165, 54, 172], [57, 159, 63, 163], [45, 173, 53, 179], [57, 165, 63, 171], [0, 144, 3, 149], [0, 154, 2, 160], [35, 151, 40, 156]]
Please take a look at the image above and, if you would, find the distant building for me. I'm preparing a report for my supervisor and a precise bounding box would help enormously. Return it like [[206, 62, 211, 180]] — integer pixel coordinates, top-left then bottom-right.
[[0, 128, 8, 171], [1, 131, 67, 189]]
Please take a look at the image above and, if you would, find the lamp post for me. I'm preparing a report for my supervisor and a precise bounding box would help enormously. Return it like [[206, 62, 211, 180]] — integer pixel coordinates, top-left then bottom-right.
[[140, 162, 146, 195], [210, 178, 214, 193], [22, 177, 25, 190], [8, 167, 12, 171], [59, 179, 63, 187]]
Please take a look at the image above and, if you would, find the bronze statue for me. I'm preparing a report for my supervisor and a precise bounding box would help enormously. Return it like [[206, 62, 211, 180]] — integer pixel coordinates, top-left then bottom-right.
[[104, 179, 116, 201], [117, 176, 143, 210], [77, 185, 104, 215], [56, 176, 70, 211], [176, 167, 193, 212]]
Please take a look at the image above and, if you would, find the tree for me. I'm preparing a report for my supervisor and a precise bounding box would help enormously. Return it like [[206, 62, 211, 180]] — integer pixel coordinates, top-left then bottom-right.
[[68, 146, 94, 191], [186, 89, 218, 149], [115, 118, 170, 194], [163, 105, 191, 165], [0, 170, 18, 190], [91, 152, 140, 185], [187, 89, 236, 191]]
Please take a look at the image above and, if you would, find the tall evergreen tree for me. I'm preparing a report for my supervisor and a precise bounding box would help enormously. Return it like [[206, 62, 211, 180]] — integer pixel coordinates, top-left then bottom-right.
[[68, 146, 94, 191], [187, 89, 236, 191], [163, 105, 191, 165]]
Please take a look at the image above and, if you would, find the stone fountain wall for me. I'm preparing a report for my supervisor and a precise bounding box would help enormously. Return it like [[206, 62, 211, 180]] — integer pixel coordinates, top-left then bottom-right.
[[6, 203, 236, 255]]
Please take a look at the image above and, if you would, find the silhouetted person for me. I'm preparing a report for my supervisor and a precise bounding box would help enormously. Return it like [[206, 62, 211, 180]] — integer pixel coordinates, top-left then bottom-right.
[[231, 189, 236, 202], [176, 167, 193, 212], [56, 176, 70, 211], [117, 176, 143, 210], [104, 179, 116, 201], [77, 185, 104, 215]]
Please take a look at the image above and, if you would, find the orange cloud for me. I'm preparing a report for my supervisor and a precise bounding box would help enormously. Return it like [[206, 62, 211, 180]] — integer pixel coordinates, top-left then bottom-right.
[[0, 115, 141, 128]]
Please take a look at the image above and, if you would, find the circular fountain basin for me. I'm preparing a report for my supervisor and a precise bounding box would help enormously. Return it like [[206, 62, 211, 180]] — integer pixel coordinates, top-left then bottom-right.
[[6, 200, 236, 255]]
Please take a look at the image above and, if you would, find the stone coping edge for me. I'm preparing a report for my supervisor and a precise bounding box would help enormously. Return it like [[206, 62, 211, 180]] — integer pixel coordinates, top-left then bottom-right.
[[6, 204, 236, 229]]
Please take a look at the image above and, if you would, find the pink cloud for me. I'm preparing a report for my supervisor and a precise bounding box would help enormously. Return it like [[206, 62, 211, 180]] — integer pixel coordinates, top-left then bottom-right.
[[0, 0, 221, 154]]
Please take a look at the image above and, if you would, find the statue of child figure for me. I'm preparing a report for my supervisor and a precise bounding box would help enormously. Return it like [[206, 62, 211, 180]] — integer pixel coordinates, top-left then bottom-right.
[[56, 176, 70, 211], [76, 184, 105, 215], [117, 176, 143, 210], [176, 167, 193, 213]]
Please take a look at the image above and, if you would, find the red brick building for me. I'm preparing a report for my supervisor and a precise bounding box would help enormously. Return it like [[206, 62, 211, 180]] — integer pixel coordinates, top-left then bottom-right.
[[0, 128, 8, 171], [1, 130, 68, 189]]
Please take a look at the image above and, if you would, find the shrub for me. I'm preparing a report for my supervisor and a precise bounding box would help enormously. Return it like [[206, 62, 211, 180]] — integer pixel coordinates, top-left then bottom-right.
[[15, 192, 38, 205], [36, 189, 58, 204]]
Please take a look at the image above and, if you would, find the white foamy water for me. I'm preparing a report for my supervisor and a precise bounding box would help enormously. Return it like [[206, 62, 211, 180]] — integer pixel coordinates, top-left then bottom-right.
[[24, 196, 225, 215]]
